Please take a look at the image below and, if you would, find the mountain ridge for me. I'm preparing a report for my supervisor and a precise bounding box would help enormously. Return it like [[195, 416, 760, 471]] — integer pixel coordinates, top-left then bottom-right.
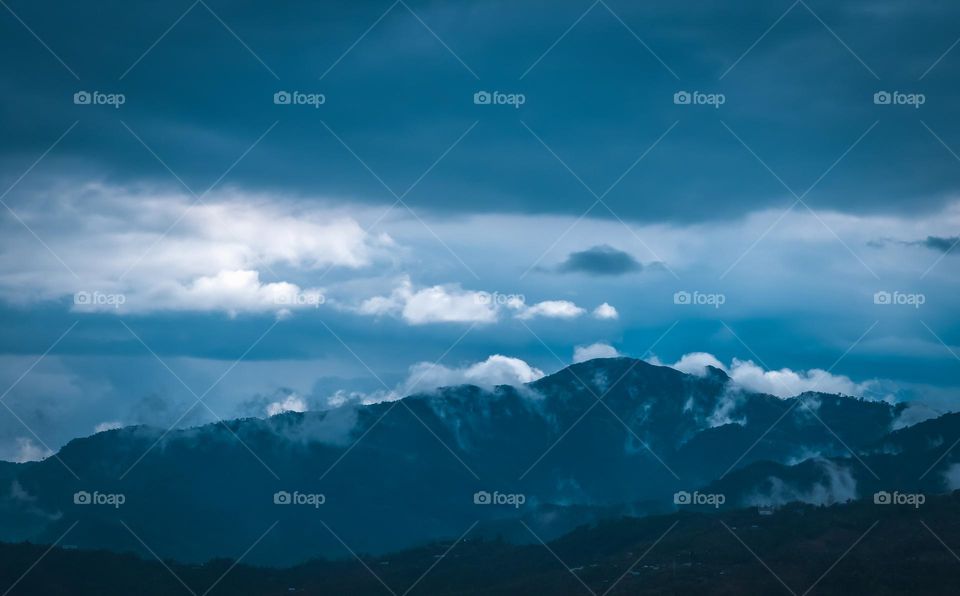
[[0, 357, 950, 566]]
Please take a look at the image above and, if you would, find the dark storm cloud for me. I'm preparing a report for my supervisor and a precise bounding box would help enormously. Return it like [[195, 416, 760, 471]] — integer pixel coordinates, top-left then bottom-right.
[[556, 245, 641, 275], [921, 236, 959, 254], [868, 235, 958, 253], [3, 0, 960, 221]]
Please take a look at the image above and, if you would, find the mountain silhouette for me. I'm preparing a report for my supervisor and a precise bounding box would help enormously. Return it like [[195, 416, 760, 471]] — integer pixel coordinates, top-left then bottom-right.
[[3, 357, 954, 566]]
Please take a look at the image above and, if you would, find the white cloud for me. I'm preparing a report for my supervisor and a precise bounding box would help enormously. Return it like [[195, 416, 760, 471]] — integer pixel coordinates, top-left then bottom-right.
[[326, 389, 398, 408], [403, 286, 497, 325], [0, 183, 391, 315], [744, 459, 858, 506], [516, 300, 585, 320], [74, 269, 326, 316], [358, 279, 592, 325], [664, 351, 870, 398], [94, 421, 123, 433], [403, 355, 545, 394], [10, 438, 52, 463], [891, 402, 940, 430], [319, 355, 545, 407], [266, 394, 308, 417], [726, 358, 867, 398], [358, 278, 497, 324], [573, 342, 621, 363], [671, 352, 726, 376], [592, 303, 618, 320], [943, 463, 960, 491]]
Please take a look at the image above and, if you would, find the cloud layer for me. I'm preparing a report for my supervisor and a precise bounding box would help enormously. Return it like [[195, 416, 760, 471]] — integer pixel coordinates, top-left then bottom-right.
[[573, 342, 621, 363], [403, 355, 545, 394], [663, 352, 871, 398], [1, 183, 391, 315]]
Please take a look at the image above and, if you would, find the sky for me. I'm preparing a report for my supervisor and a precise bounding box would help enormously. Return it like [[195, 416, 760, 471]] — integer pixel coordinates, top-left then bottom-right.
[[1, 0, 959, 461]]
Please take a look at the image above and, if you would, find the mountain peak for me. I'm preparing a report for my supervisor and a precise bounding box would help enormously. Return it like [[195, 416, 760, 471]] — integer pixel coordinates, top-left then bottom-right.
[[533, 356, 666, 387], [703, 364, 731, 383], [535, 356, 731, 390]]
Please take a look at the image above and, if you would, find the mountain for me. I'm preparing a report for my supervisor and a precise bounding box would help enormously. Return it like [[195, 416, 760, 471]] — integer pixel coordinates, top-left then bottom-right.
[[4, 492, 960, 595], [704, 411, 960, 508], [0, 357, 949, 566]]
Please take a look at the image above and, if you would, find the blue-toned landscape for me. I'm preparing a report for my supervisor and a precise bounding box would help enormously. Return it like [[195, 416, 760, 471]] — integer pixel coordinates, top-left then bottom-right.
[[1, 1, 959, 594]]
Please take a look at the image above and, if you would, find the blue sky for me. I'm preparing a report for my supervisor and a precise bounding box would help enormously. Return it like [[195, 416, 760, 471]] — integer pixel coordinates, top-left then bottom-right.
[[1, 0, 959, 461]]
